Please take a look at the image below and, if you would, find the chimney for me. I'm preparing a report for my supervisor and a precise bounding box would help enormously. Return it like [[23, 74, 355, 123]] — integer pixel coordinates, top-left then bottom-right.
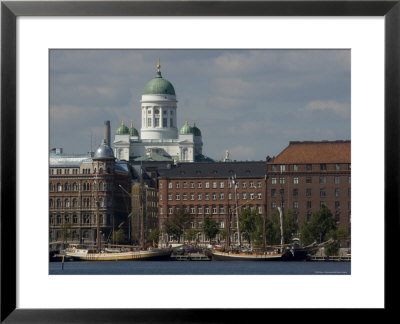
[[104, 121, 111, 146]]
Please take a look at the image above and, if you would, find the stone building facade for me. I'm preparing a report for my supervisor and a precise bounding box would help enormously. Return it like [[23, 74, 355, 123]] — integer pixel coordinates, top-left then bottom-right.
[[266, 140, 351, 246], [157, 162, 267, 245], [49, 141, 132, 246]]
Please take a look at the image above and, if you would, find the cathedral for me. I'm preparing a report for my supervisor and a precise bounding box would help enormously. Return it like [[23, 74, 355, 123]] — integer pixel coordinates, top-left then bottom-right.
[[113, 61, 211, 163]]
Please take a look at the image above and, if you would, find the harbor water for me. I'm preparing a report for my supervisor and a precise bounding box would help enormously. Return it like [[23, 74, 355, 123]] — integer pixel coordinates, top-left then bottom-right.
[[49, 260, 350, 275]]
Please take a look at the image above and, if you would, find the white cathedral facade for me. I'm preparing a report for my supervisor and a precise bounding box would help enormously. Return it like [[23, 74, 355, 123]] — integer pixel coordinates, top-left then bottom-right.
[[113, 61, 207, 163]]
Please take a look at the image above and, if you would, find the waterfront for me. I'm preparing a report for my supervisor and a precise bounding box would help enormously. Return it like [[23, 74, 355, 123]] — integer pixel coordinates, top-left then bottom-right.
[[49, 261, 350, 275]]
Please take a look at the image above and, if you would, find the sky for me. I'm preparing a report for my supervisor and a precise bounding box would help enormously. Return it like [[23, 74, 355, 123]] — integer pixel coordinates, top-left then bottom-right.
[[49, 49, 351, 161]]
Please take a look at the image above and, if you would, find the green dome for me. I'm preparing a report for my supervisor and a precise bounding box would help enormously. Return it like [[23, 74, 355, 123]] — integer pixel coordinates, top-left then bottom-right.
[[180, 121, 193, 135], [116, 121, 129, 135], [192, 122, 202, 136], [143, 71, 176, 96], [129, 120, 139, 136]]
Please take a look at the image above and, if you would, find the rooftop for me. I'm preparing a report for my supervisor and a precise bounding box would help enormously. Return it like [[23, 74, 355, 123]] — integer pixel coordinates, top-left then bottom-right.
[[272, 140, 351, 164]]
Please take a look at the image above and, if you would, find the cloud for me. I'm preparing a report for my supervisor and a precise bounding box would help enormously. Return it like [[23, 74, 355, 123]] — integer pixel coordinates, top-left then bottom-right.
[[301, 100, 350, 118], [228, 145, 257, 161]]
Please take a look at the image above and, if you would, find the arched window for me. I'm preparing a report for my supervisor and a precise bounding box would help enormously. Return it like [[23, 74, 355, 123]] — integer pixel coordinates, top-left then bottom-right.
[[72, 183, 78, 191], [99, 197, 104, 208], [72, 198, 78, 208], [49, 199, 53, 208], [64, 183, 70, 191], [99, 182, 104, 191], [65, 199, 70, 208], [56, 199, 62, 208], [57, 183, 62, 192], [49, 183, 54, 191], [99, 168, 103, 174]]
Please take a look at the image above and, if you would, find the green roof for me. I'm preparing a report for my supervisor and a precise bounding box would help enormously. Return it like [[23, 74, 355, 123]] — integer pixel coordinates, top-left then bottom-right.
[[143, 71, 176, 96], [116, 121, 129, 135], [180, 121, 193, 135], [129, 121, 139, 136], [192, 122, 202, 136]]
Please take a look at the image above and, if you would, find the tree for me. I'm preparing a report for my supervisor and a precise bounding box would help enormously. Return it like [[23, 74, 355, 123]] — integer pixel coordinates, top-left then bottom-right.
[[110, 228, 127, 244], [239, 208, 263, 247], [163, 208, 192, 243], [60, 222, 73, 244], [184, 228, 197, 243], [148, 228, 160, 246], [201, 215, 219, 243], [266, 209, 298, 246], [325, 226, 349, 256], [300, 206, 336, 246]]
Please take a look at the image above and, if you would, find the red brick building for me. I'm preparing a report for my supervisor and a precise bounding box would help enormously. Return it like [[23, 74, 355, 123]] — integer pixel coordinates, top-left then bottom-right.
[[157, 162, 267, 245], [266, 140, 351, 246]]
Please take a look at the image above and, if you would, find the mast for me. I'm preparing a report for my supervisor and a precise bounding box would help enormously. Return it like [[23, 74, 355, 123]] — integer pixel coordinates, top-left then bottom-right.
[[233, 174, 240, 248], [278, 207, 284, 252], [226, 177, 231, 249]]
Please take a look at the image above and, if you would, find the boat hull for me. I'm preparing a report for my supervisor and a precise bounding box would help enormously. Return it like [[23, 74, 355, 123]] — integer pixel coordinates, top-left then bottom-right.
[[65, 249, 172, 261], [212, 249, 309, 261]]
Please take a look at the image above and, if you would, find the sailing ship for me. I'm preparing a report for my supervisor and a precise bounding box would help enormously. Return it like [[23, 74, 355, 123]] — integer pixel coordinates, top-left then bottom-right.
[[211, 182, 309, 261], [64, 244, 172, 261]]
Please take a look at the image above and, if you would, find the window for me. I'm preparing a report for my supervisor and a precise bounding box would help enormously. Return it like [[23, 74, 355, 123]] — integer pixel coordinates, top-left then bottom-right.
[[49, 199, 53, 208], [306, 177, 312, 184], [198, 207, 203, 214], [163, 118, 167, 127], [249, 181, 254, 188], [271, 165, 277, 171], [198, 193, 202, 200], [49, 183, 54, 191], [242, 182, 246, 188], [242, 193, 247, 200], [257, 181, 262, 188], [257, 192, 262, 199], [293, 164, 299, 172], [319, 176, 327, 184], [250, 193, 254, 200], [64, 183, 70, 191], [220, 206, 225, 214], [168, 182, 172, 189], [56, 199, 62, 208], [279, 189, 284, 197], [198, 182, 202, 188], [320, 163, 327, 171], [307, 212, 312, 222], [168, 207, 173, 215], [293, 201, 299, 209], [73, 214, 78, 224], [280, 177, 285, 184], [306, 164, 312, 171], [176, 182, 180, 188], [205, 193, 209, 200], [293, 177, 299, 184], [258, 206, 262, 214], [335, 201, 340, 209], [271, 202, 277, 209], [170, 118, 173, 127], [65, 199, 70, 208], [205, 182, 210, 188], [307, 201, 312, 209], [220, 193, 224, 200], [212, 193, 217, 200], [154, 117, 160, 127], [168, 194, 172, 200], [280, 165, 286, 172], [320, 201, 327, 208], [147, 118, 152, 127], [190, 193, 195, 200], [220, 181, 224, 188], [57, 183, 62, 192], [175, 194, 180, 200], [348, 176, 351, 184], [271, 178, 277, 184], [306, 188, 312, 197], [205, 207, 210, 214], [99, 197, 104, 208], [190, 182, 194, 188], [335, 163, 340, 171], [190, 207, 195, 214], [220, 221, 225, 229], [228, 193, 232, 200], [271, 189, 276, 197], [334, 176, 340, 184], [320, 188, 326, 197], [183, 182, 187, 188], [335, 188, 340, 197], [212, 182, 217, 188], [293, 189, 298, 197], [183, 193, 187, 200], [212, 207, 217, 214]]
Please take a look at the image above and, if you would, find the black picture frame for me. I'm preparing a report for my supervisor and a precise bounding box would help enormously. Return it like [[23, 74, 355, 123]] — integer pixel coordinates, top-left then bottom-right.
[[1, 0, 398, 322]]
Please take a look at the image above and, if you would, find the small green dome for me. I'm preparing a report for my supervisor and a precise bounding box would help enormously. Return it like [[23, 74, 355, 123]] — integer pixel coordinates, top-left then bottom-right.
[[143, 61, 175, 96], [192, 122, 202, 136], [129, 120, 139, 136], [180, 121, 193, 135], [116, 120, 129, 135]]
